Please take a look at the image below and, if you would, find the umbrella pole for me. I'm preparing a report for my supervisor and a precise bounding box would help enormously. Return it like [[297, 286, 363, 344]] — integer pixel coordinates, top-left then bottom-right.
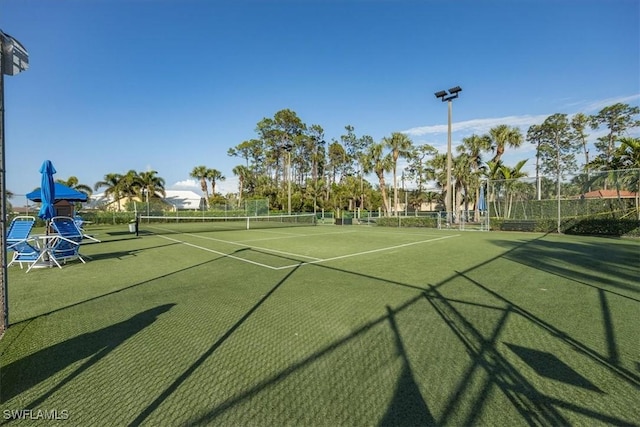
[[43, 219, 53, 265]]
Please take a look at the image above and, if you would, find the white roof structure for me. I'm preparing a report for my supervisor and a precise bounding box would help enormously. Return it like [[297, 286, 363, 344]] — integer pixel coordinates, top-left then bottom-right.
[[84, 193, 112, 210], [85, 190, 204, 211], [163, 190, 205, 210]]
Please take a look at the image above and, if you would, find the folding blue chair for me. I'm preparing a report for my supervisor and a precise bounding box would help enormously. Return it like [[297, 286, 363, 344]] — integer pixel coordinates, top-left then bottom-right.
[[74, 215, 100, 242], [6, 216, 42, 270], [48, 216, 87, 268]]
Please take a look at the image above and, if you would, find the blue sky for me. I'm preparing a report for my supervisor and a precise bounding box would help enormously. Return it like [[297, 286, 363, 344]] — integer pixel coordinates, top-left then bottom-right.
[[2, 0, 639, 201]]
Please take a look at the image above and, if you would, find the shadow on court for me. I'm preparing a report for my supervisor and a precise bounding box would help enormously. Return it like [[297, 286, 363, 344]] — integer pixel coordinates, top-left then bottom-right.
[[129, 264, 301, 426], [0, 304, 175, 407], [4, 232, 638, 426], [108, 236, 638, 426], [491, 237, 640, 299]]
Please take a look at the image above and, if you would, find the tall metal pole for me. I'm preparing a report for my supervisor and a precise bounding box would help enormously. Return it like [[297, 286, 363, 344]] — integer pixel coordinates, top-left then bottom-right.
[[287, 150, 291, 215], [446, 99, 453, 225], [435, 86, 461, 226], [556, 135, 562, 234], [0, 36, 8, 333], [0, 31, 29, 332]]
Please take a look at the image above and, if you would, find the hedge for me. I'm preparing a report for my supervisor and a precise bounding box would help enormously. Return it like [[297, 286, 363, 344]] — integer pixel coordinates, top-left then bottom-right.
[[374, 215, 639, 237]]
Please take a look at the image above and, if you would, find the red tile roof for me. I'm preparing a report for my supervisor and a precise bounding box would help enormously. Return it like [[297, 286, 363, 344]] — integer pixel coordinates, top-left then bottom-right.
[[582, 189, 638, 199]]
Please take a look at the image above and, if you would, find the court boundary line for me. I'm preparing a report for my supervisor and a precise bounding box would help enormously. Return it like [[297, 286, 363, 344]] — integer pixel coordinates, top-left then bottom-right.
[[241, 229, 359, 243], [185, 233, 322, 260], [182, 232, 323, 261], [148, 225, 323, 260], [274, 234, 459, 269], [155, 231, 460, 271], [150, 225, 360, 260], [157, 235, 282, 270]]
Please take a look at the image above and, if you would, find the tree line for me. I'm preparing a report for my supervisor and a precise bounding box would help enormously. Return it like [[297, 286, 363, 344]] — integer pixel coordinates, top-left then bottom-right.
[[17, 103, 639, 216]]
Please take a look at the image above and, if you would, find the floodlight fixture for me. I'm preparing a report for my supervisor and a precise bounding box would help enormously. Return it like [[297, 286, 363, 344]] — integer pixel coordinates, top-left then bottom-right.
[[436, 86, 462, 102], [1, 31, 29, 76]]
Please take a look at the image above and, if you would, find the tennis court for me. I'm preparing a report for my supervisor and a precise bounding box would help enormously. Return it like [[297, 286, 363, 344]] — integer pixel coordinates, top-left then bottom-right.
[[1, 221, 639, 426]]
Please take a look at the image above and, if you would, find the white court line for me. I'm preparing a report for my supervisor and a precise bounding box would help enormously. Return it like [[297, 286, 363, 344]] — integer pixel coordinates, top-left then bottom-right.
[[149, 225, 322, 261], [274, 234, 460, 270], [186, 233, 323, 261], [241, 229, 357, 243], [152, 226, 459, 271], [157, 235, 281, 270]]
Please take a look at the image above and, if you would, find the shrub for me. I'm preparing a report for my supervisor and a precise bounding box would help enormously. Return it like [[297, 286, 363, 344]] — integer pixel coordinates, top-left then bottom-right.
[[564, 218, 640, 237], [376, 216, 438, 228]]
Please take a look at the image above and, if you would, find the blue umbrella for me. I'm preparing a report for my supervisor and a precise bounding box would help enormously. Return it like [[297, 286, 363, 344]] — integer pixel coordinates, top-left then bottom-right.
[[478, 184, 487, 213], [38, 160, 57, 220], [26, 182, 87, 202]]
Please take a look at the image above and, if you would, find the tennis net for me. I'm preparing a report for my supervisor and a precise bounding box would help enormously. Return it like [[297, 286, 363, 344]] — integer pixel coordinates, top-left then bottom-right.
[[138, 213, 317, 234]]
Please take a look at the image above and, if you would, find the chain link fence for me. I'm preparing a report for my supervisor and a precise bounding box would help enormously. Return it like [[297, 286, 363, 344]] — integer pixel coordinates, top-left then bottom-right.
[[487, 169, 640, 235]]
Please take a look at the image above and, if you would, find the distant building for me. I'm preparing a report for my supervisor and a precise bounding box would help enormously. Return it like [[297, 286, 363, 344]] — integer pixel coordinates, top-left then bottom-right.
[[85, 190, 205, 212], [11, 206, 34, 215], [163, 190, 206, 210], [580, 189, 638, 199]]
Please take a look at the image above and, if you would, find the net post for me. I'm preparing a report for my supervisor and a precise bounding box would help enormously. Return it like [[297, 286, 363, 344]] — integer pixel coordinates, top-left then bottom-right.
[[246, 217, 250, 230]]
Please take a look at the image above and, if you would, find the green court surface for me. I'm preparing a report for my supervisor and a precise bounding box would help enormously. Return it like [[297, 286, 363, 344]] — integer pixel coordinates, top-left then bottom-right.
[[1, 223, 638, 426]]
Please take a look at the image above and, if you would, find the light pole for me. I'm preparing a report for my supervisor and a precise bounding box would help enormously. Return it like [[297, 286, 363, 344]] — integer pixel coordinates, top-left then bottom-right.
[[282, 140, 293, 215], [435, 86, 462, 224], [310, 136, 325, 217], [0, 30, 29, 332], [145, 188, 150, 218]]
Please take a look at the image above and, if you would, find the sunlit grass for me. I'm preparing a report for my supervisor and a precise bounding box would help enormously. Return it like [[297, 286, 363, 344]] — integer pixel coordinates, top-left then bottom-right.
[[1, 224, 638, 425]]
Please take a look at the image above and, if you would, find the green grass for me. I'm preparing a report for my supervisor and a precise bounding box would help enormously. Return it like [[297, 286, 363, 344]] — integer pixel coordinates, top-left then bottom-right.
[[1, 223, 639, 426]]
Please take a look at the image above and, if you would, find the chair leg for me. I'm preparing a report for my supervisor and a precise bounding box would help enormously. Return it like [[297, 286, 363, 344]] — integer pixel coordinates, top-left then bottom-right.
[[49, 255, 63, 269]]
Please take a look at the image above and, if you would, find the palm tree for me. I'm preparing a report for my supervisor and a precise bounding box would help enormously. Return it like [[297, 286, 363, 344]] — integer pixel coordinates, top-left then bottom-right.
[[94, 173, 124, 211], [138, 170, 166, 198], [615, 137, 640, 169], [138, 170, 166, 214], [407, 144, 437, 196], [56, 176, 93, 198], [120, 170, 143, 200], [527, 124, 546, 200], [452, 153, 475, 221], [327, 141, 349, 186], [206, 168, 225, 197], [458, 134, 491, 221], [484, 160, 505, 217], [427, 153, 449, 213], [307, 177, 326, 212], [190, 166, 210, 208], [362, 142, 393, 215], [613, 137, 640, 218], [499, 160, 528, 219], [232, 165, 251, 208], [355, 135, 374, 211], [383, 132, 413, 216], [407, 189, 425, 215], [424, 191, 441, 211], [488, 124, 523, 163]]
